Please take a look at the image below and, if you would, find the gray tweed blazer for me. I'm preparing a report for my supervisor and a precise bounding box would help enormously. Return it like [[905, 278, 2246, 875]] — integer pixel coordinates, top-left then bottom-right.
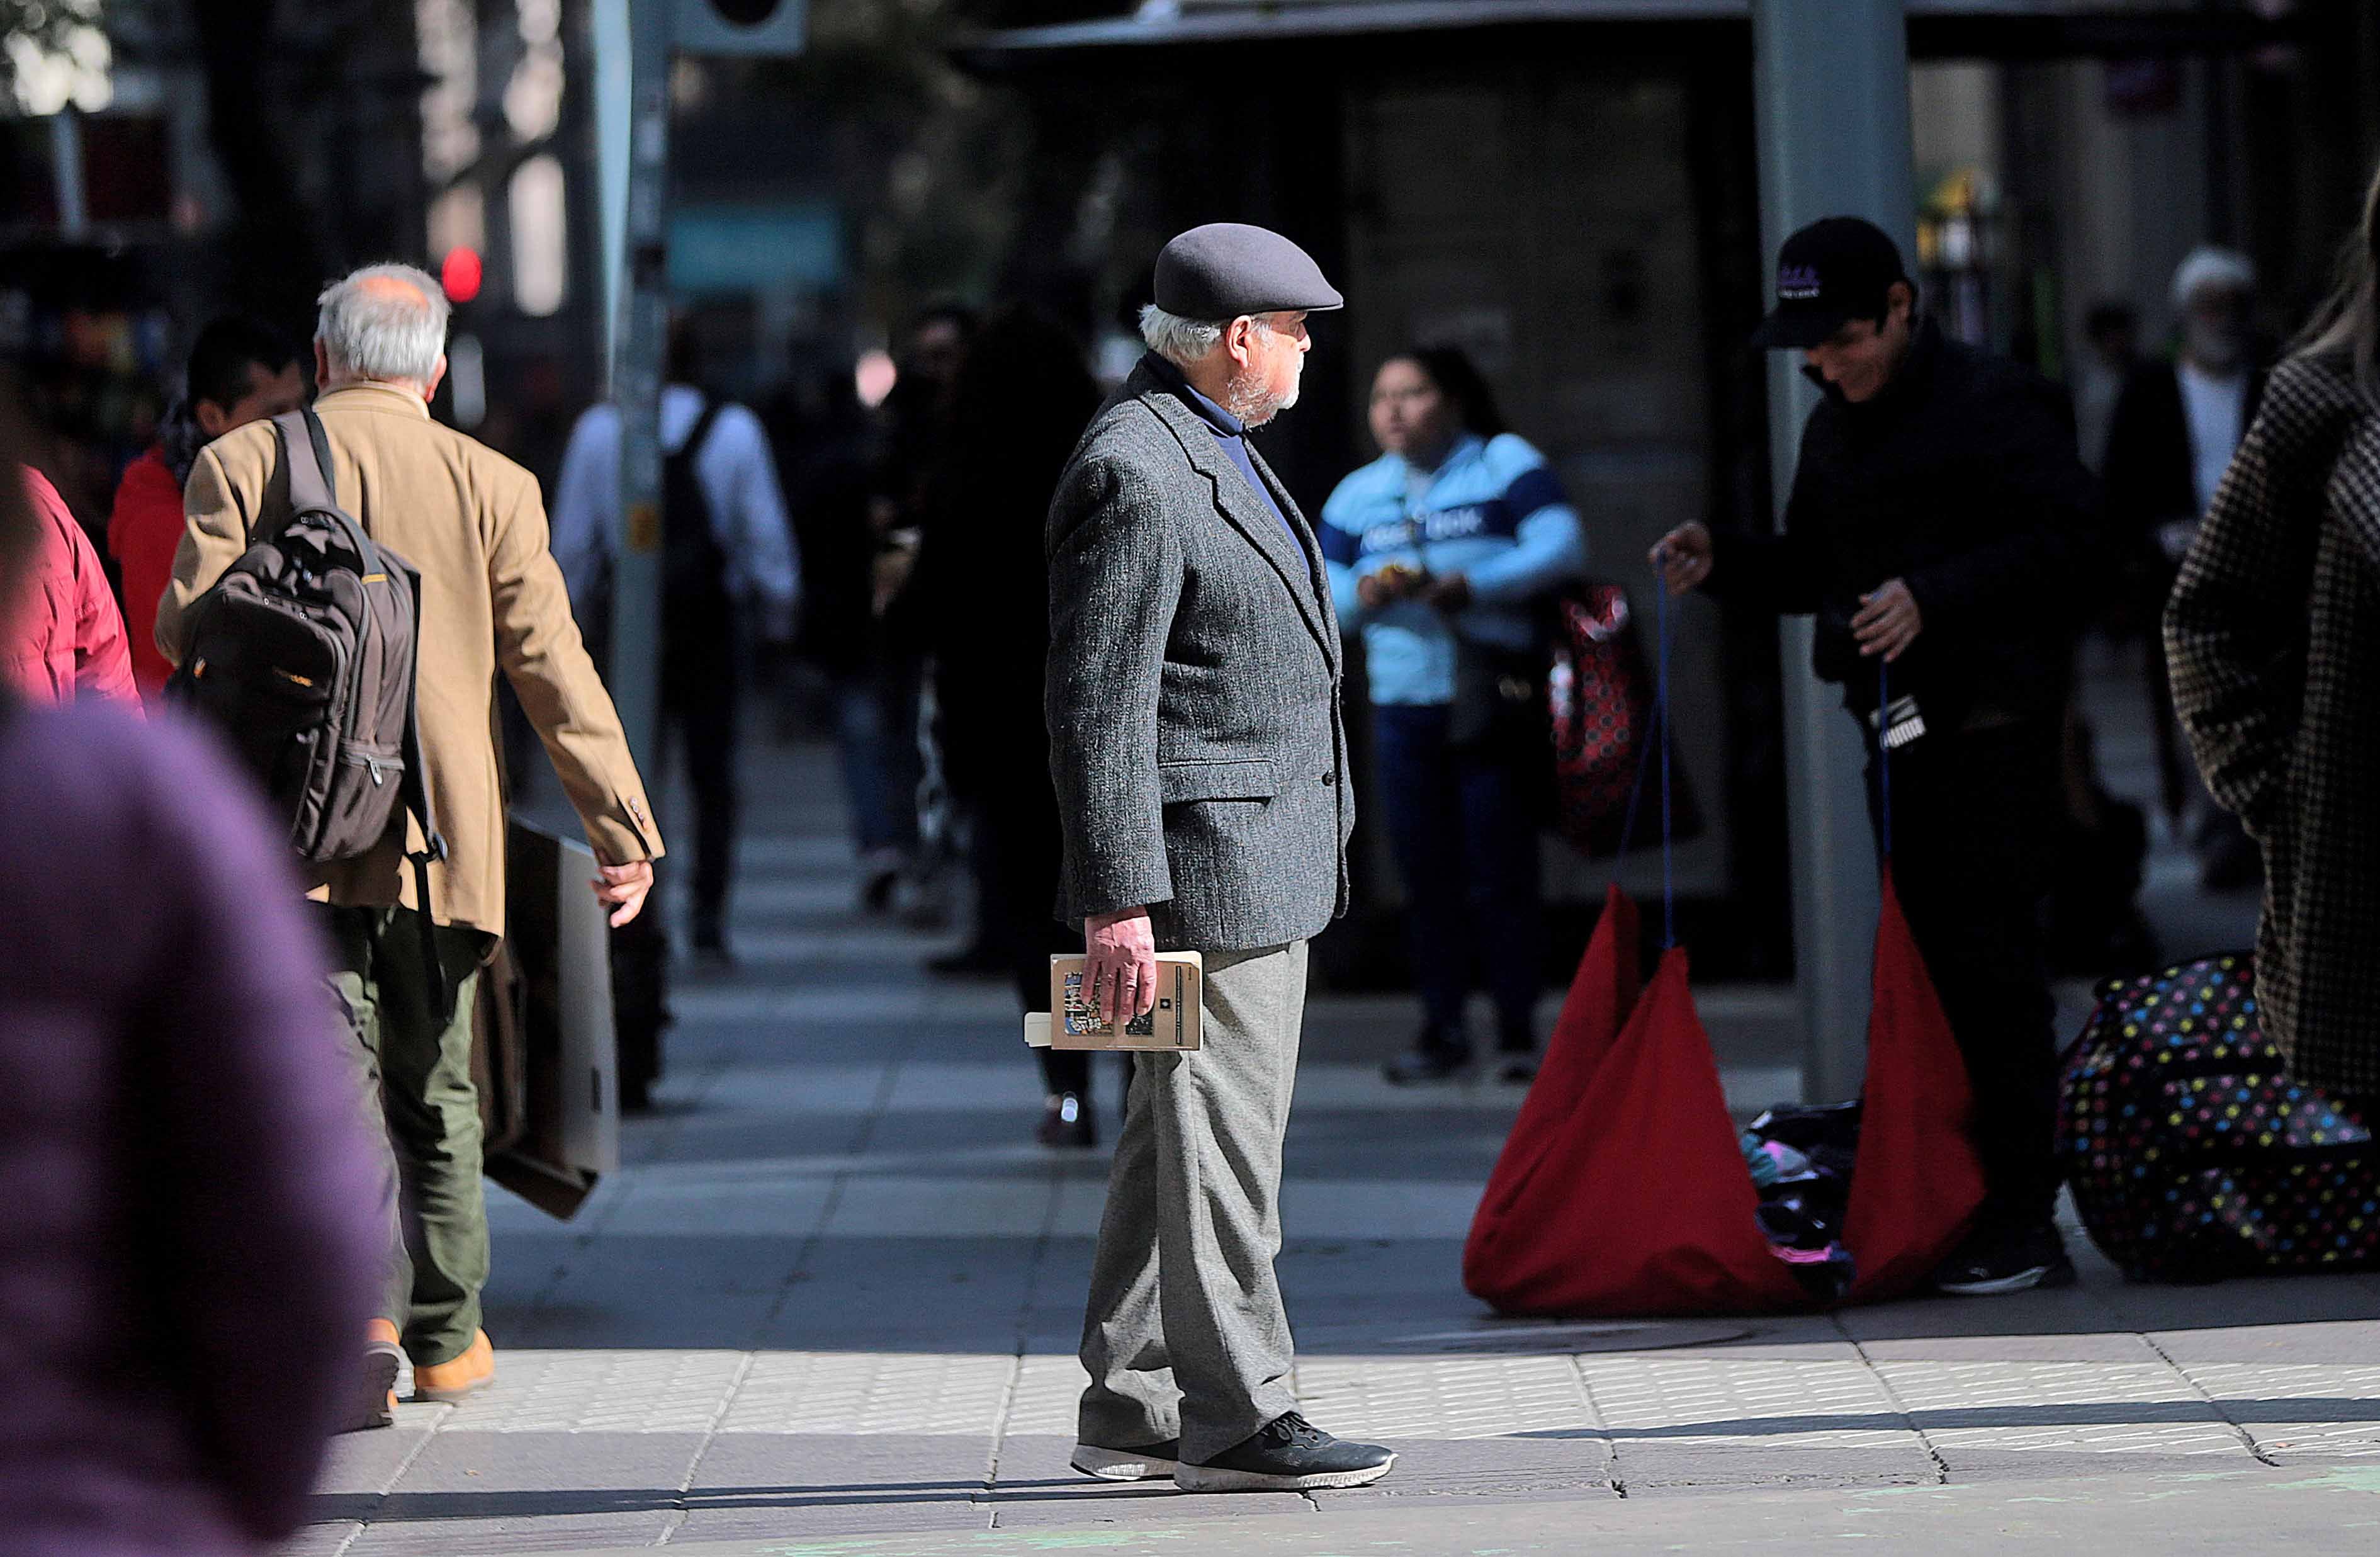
[[1044, 358, 1353, 952], [2166, 351, 2380, 1095]]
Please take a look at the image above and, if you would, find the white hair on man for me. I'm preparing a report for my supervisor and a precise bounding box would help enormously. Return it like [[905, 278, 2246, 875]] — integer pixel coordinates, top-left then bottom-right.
[[1137, 302, 1298, 424], [2172, 247, 2255, 311], [1139, 303, 1226, 368], [317, 262, 451, 386]]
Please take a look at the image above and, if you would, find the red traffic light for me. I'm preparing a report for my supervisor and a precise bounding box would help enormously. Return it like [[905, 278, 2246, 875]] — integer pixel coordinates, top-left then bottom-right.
[[441, 246, 484, 304]]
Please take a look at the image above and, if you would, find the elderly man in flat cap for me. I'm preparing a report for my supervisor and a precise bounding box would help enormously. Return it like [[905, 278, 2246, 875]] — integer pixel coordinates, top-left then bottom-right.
[[1047, 224, 1394, 1492]]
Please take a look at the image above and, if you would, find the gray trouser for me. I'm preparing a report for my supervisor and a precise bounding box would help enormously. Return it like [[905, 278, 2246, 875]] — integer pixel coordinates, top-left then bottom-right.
[[1077, 941, 1307, 1463]]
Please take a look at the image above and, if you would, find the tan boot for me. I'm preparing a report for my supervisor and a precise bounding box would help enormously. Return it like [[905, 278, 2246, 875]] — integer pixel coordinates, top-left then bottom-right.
[[350, 1318, 402, 1432], [412, 1329, 495, 1404]]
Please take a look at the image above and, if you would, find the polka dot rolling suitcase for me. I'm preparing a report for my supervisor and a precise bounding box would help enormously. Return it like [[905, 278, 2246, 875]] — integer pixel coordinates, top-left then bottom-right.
[[2058, 953, 2380, 1282]]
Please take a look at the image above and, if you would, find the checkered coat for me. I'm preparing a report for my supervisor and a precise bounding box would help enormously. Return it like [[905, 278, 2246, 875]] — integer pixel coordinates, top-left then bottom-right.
[[2165, 351, 2380, 1095]]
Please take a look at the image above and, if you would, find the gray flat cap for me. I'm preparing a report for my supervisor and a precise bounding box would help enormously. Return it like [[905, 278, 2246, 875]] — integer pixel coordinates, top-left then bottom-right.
[[1153, 223, 1344, 320]]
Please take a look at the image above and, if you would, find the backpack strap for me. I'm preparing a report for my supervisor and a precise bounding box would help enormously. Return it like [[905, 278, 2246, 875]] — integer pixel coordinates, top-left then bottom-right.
[[276, 408, 339, 516], [677, 398, 728, 465]]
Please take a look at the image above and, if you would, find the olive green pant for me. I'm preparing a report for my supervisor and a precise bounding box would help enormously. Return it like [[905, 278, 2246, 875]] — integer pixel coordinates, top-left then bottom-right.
[[319, 904, 493, 1368]]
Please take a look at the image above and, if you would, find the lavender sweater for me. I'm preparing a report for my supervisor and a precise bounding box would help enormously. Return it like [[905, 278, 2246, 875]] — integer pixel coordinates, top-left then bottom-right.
[[0, 699, 381, 1555]]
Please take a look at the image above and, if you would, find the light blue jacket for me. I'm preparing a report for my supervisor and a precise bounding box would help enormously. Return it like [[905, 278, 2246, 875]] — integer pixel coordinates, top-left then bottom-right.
[[1318, 432, 1589, 707]]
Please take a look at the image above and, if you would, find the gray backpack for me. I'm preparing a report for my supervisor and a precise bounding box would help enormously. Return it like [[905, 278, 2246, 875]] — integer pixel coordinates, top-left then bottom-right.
[[167, 410, 448, 943]]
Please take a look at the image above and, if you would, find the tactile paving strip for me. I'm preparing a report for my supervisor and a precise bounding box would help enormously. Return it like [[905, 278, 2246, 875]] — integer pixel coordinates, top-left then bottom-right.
[[714, 1351, 1017, 1435], [1294, 1355, 1599, 1441], [1872, 1361, 2248, 1456], [1575, 1356, 1913, 1449], [438, 1349, 748, 1434], [2180, 1362, 2380, 1458]]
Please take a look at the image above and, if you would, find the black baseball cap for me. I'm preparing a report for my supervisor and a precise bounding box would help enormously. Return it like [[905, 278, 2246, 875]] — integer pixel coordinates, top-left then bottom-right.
[[1751, 217, 1910, 350]]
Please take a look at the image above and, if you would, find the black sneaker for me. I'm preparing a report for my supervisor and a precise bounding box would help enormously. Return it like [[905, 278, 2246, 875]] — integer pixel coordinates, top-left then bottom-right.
[[1934, 1221, 2078, 1297], [1384, 1031, 1471, 1086], [1069, 1437, 1178, 1481], [1175, 1412, 1396, 1492]]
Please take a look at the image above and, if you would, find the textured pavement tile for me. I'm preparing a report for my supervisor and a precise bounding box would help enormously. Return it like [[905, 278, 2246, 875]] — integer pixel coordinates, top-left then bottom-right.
[[489, 1293, 778, 1353], [1294, 1354, 1598, 1441], [278, 1519, 363, 1556], [1872, 1359, 2249, 1463], [717, 1352, 1015, 1435], [821, 1173, 1057, 1238], [433, 1350, 747, 1434], [1578, 1354, 1937, 1494], [2179, 1362, 2380, 1459], [1318, 1435, 1615, 1498], [672, 1431, 993, 1539], [344, 1431, 709, 1555], [316, 1424, 441, 1496]]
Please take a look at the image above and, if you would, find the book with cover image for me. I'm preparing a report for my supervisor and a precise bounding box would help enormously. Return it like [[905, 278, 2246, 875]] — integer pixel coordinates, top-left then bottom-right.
[[1023, 952, 1204, 1052]]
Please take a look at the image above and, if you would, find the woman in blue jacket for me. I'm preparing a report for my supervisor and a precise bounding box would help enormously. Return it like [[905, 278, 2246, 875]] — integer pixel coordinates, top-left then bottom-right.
[[1321, 348, 1589, 1084]]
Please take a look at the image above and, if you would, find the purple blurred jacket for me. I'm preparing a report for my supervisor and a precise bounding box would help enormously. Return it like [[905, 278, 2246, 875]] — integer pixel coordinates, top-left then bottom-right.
[[0, 698, 381, 1555]]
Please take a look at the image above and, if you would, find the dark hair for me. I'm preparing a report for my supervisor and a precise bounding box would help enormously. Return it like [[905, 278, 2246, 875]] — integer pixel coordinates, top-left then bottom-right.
[[667, 317, 704, 386], [2296, 159, 2380, 392], [1389, 345, 1508, 438], [186, 315, 297, 414], [2084, 301, 2138, 342]]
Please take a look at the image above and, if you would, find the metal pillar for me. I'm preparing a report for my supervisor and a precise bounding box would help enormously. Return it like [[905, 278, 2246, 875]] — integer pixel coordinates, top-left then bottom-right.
[[592, 0, 672, 775], [1749, 0, 1916, 1104]]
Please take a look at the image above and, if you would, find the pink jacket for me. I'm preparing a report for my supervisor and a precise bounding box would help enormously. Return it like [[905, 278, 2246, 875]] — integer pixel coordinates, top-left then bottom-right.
[[4, 467, 139, 708]]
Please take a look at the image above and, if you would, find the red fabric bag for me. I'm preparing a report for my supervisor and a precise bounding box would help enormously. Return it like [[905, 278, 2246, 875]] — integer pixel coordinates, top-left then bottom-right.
[[1462, 870, 1985, 1316]]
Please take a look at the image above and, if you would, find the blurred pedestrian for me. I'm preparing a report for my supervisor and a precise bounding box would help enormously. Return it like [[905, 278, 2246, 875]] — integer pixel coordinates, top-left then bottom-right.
[[4, 464, 138, 706], [553, 320, 801, 962], [869, 305, 976, 922], [2106, 248, 2269, 886], [1654, 217, 2100, 1296], [158, 263, 664, 1412], [765, 356, 923, 898], [1321, 346, 1587, 1085], [107, 315, 305, 701], [2073, 301, 2139, 475], [2167, 163, 2380, 1106], [913, 305, 1102, 1144], [1053, 224, 1392, 1492], [0, 401, 383, 1553]]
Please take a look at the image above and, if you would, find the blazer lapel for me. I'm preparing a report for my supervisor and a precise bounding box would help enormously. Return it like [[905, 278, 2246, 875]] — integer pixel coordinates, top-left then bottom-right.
[[1245, 439, 1343, 674], [1142, 384, 1337, 664]]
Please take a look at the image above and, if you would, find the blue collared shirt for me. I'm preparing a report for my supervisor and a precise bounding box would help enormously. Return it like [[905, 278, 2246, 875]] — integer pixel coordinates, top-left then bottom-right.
[[1144, 352, 1305, 557]]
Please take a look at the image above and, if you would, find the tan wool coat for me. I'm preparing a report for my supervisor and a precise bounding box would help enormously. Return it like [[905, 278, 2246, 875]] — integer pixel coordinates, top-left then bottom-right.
[[156, 379, 661, 936]]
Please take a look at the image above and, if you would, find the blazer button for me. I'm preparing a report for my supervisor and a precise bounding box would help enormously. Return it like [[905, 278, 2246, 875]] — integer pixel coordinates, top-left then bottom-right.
[[1321, 772, 1336, 786]]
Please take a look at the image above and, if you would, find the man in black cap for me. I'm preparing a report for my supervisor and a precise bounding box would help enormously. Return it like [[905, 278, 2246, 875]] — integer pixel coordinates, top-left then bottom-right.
[[1046, 222, 1394, 1490], [1654, 216, 2101, 1296]]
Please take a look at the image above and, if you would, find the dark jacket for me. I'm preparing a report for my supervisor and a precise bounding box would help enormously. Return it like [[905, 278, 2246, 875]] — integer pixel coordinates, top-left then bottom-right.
[[2165, 351, 2380, 1096], [1044, 357, 1353, 951], [1710, 322, 2100, 726], [2102, 357, 2269, 544], [0, 698, 381, 1554]]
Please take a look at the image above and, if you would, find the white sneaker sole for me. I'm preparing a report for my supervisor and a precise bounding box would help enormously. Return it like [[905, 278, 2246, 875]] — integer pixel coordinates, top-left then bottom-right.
[[1936, 1264, 2052, 1297], [1070, 1443, 1178, 1481], [1174, 1452, 1396, 1492]]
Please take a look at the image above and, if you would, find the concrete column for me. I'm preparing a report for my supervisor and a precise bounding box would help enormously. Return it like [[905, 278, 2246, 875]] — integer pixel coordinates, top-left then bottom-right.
[[592, 0, 673, 774], [1749, 0, 1915, 1103]]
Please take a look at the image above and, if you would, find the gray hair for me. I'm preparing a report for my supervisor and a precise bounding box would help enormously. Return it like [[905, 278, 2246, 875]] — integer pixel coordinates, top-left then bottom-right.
[[316, 263, 450, 385], [1139, 303, 1225, 366]]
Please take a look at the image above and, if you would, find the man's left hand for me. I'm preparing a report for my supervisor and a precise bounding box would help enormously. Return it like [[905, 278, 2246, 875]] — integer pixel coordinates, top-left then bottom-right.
[[1421, 572, 1472, 613], [1853, 579, 1922, 662], [594, 861, 655, 927]]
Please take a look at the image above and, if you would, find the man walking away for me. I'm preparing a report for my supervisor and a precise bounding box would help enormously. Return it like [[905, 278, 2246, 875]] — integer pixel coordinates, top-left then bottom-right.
[[553, 322, 799, 963], [1052, 223, 1394, 1492], [159, 262, 664, 1415], [2103, 248, 2267, 886], [1653, 218, 2099, 1296], [108, 316, 304, 701]]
